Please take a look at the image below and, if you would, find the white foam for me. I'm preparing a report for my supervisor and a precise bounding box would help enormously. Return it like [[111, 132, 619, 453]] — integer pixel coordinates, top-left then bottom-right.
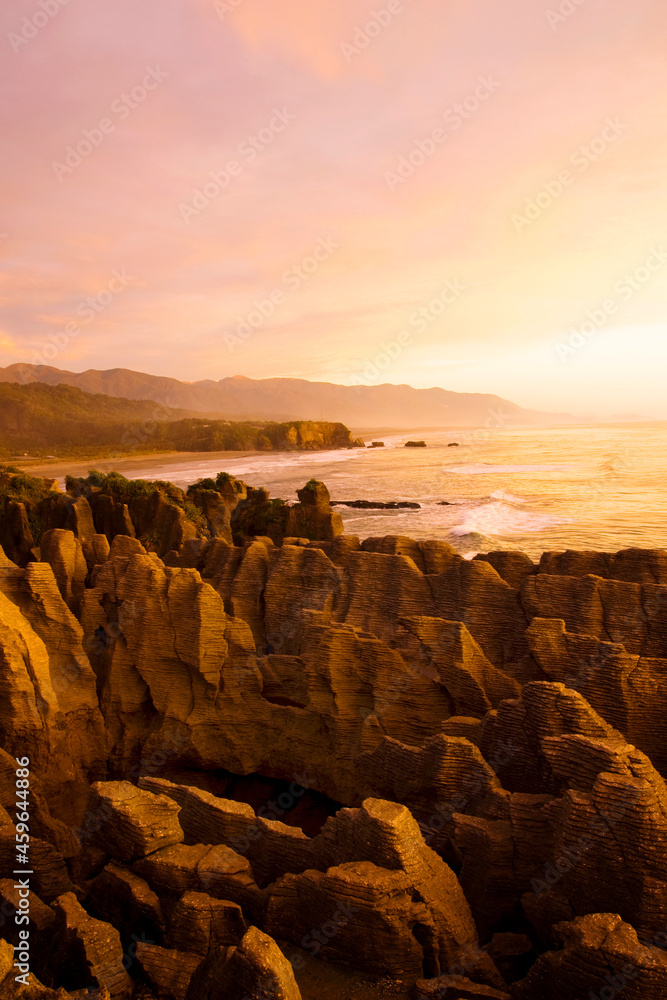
[[448, 500, 573, 538], [489, 489, 528, 503], [129, 447, 366, 487]]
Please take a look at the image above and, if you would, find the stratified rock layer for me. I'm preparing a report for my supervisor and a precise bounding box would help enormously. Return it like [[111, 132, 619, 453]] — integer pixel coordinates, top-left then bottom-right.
[[2, 471, 667, 999]]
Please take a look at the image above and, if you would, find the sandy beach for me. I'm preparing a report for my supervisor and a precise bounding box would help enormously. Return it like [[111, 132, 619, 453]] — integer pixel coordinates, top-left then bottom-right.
[[18, 449, 260, 481]]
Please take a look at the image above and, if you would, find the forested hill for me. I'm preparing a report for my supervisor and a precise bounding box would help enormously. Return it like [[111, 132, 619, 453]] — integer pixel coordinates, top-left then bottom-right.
[[0, 382, 363, 458]]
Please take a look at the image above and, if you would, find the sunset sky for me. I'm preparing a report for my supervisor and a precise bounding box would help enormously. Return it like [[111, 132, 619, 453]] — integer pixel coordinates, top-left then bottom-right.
[[1, 0, 667, 418]]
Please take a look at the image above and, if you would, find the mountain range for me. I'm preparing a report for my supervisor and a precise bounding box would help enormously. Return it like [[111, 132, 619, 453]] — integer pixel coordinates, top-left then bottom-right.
[[0, 363, 569, 429]]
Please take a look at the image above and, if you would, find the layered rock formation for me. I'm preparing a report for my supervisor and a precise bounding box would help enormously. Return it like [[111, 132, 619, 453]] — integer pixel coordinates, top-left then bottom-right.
[[1, 469, 667, 997]]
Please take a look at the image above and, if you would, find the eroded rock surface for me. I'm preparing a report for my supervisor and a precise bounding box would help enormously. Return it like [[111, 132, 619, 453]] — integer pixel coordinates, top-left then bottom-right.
[[2, 470, 667, 998]]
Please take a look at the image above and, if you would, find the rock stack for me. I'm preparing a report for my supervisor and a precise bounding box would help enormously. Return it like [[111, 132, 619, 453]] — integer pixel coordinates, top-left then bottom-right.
[[1, 469, 667, 997]]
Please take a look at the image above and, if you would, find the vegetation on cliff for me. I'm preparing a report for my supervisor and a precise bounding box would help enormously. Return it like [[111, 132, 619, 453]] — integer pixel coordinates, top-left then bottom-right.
[[0, 464, 342, 559], [0, 382, 363, 459]]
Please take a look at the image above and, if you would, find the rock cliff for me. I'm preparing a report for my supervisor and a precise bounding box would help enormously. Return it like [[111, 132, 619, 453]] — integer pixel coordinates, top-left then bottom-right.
[[0, 470, 666, 997]]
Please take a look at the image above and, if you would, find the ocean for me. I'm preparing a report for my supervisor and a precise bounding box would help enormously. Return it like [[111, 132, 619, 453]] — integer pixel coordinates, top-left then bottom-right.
[[104, 421, 667, 561]]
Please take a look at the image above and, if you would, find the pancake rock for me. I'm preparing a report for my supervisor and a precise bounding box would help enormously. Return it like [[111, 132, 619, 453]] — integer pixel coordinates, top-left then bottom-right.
[[4, 468, 667, 997], [186, 925, 302, 1000], [135, 943, 203, 1000], [45, 892, 132, 998], [512, 913, 667, 1000], [267, 798, 501, 985], [85, 781, 184, 862]]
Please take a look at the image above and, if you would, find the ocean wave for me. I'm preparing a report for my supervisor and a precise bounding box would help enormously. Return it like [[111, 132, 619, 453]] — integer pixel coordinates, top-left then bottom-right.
[[134, 448, 366, 486], [489, 489, 528, 504], [448, 500, 573, 538]]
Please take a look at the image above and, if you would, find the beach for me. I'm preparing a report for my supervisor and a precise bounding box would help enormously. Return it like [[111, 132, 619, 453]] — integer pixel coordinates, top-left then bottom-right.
[[19, 449, 259, 480], [20, 420, 667, 561]]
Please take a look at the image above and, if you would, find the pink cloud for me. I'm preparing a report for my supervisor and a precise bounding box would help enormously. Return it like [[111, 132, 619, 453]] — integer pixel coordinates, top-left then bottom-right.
[[1, 0, 667, 415]]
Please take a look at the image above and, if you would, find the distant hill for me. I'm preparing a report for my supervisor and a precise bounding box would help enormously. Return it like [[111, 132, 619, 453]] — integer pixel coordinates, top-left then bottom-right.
[[0, 363, 569, 428], [0, 382, 362, 459]]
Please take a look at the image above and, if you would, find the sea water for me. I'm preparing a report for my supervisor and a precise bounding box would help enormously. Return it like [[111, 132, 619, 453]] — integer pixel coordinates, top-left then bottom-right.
[[107, 421, 667, 560]]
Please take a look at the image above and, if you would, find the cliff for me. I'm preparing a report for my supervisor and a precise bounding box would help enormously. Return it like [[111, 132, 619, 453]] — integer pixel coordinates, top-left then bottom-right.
[[0, 382, 363, 459], [1, 470, 666, 998]]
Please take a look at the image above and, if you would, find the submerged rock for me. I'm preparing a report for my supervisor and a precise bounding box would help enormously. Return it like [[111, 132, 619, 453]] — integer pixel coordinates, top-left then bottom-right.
[[330, 499, 421, 509]]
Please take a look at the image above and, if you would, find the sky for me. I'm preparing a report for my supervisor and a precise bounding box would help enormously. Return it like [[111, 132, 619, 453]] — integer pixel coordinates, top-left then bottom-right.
[[1, 0, 667, 418]]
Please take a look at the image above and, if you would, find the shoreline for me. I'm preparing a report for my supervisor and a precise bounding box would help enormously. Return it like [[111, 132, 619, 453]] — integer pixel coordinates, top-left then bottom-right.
[[17, 449, 262, 480]]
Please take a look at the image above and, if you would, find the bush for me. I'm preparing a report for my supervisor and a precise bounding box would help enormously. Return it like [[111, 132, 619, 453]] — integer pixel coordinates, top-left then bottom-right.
[[187, 478, 217, 494], [183, 500, 207, 530]]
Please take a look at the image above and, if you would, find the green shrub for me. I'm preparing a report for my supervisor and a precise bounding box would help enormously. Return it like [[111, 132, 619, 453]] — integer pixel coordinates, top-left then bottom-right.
[[183, 500, 207, 529]]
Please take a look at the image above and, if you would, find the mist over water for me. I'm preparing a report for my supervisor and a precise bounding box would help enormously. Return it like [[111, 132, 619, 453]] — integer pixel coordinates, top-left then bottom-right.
[[123, 422, 667, 560]]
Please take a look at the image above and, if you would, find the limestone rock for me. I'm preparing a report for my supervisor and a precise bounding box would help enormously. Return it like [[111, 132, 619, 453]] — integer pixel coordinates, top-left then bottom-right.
[[268, 799, 501, 985], [0, 829, 74, 902], [133, 842, 263, 920], [188, 487, 233, 544], [46, 891, 132, 998], [521, 736, 667, 941], [397, 617, 521, 716], [0, 969, 93, 999], [226, 540, 270, 649], [87, 861, 165, 941], [538, 549, 613, 579], [526, 617, 667, 775], [0, 560, 106, 824], [521, 571, 667, 658], [138, 776, 256, 846], [40, 529, 88, 614], [512, 913, 667, 1000], [165, 891, 246, 954], [86, 781, 184, 862], [358, 734, 508, 853], [139, 775, 317, 887], [0, 498, 35, 566], [0, 877, 55, 947], [186, 926, 302, 1000], [473, 551, 535, 590], [135, 943, 203, 1000], [538, 547, 667, 585], [454, 793, 553, 940], [479, 681, 620, 794], [268, 860, 431, 976], [9, 500, 667, 999], [0, 936, 14, 981], [284, 480, 343, 541]]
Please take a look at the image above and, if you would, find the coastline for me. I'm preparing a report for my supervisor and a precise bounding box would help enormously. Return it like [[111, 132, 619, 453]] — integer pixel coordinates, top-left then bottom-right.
[[16, 448, 266, 479]]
